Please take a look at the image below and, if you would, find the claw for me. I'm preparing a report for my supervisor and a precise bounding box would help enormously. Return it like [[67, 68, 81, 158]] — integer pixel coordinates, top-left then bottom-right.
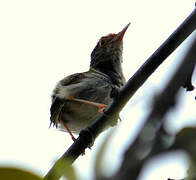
[[98, 104, 107, 113]]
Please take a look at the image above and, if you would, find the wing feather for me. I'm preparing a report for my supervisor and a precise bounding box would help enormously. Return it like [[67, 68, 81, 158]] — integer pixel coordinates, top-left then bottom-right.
[[50, 72, 86, 127]]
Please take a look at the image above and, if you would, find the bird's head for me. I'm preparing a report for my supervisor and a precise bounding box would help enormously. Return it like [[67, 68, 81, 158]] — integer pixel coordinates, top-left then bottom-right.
[[90, 23, 130, 68], [90, 23, 130, 86]]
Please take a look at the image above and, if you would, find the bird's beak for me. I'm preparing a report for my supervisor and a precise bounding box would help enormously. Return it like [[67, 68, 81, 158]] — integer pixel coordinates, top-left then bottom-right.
[[111, 23, 130, 43]]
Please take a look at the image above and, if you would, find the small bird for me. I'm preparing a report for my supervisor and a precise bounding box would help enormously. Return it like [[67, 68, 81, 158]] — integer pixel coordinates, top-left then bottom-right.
[[50, 23, 130, 141]]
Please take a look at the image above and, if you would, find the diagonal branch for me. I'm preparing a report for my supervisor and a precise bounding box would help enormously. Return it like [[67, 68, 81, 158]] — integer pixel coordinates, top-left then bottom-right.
[[44, 7, 196, 180], [112, 31, 196, 180]]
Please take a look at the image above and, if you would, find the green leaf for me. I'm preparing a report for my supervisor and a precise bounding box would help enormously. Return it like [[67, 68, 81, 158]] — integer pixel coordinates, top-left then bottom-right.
[[0, 167, 42, 180]]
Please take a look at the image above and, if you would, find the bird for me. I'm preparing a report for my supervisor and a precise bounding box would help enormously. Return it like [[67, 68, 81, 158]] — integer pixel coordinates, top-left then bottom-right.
[[50, 23, 130, 141]]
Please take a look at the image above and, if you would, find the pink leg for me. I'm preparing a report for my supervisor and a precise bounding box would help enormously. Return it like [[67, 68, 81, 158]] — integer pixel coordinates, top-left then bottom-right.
[[61, 120, 87, 155], [69, 97, 107, 113], [61, 120, 76, 142]]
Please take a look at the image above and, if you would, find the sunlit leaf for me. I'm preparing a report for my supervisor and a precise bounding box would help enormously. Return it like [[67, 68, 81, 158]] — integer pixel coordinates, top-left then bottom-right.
[[0, 167, 42, 180]]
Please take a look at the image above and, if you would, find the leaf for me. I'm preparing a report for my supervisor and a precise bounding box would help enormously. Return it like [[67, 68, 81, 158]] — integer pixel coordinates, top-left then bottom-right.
[[0, 167, 42, 180]]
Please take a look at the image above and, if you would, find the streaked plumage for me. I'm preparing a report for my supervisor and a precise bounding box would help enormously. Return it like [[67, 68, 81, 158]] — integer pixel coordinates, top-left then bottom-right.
[[50, 23, 130, 137]]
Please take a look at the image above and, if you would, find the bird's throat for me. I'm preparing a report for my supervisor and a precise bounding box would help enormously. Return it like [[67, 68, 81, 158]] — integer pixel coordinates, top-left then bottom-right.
[[93, 60, 125, 87]]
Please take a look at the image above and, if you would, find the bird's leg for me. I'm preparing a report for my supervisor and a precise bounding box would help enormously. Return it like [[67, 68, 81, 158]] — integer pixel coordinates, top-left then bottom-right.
[[69, 97, 107, 113], [61, 120, 76, 142], [61, 120, 86, 155], [69, 97, 122, 122]]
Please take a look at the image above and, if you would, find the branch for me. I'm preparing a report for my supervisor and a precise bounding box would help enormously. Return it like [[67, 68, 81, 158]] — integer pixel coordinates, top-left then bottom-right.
[[111, 31, 196, 180], [44, 8, 196, 180]]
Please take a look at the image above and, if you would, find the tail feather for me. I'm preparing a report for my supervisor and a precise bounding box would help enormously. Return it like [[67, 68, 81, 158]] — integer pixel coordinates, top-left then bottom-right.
[[50, 98, 65, 128]]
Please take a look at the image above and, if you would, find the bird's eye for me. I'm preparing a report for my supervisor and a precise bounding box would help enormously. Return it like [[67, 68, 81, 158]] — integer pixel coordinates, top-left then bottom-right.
[[99, 38, 107, 47]]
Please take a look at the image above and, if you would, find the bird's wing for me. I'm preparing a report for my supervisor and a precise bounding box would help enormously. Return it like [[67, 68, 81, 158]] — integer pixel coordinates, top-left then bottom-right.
[[51, 72, 87, 102], [59, 72, 87, 86], [50, 72, 87, 127]]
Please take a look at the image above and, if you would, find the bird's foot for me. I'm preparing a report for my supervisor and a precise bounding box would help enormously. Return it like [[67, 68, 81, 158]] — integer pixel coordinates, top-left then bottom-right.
[[110, 86, 120, 99], [97, 104, 107, 113], [61, 121, 86, 155]]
